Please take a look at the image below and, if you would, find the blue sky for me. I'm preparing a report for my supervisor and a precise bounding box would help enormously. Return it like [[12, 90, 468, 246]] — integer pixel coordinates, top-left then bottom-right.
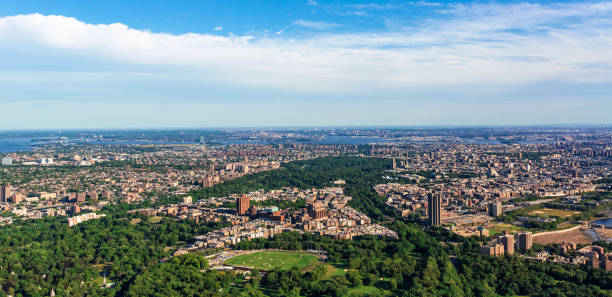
[[0, 0, 611, 129], [0, 0, 462, 35]]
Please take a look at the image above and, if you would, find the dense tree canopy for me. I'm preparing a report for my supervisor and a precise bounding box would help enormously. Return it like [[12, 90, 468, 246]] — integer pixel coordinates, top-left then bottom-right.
[[0, 214, 224, 297]]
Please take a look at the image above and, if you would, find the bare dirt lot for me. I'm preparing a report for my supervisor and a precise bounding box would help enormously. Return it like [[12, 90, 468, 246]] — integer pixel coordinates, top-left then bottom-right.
[[594, 229, 612, 241], [533, 228, 594, 245]]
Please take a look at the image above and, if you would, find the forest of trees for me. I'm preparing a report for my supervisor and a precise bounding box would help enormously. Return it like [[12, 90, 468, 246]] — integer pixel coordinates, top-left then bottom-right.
[[0, 213, 226, 296], [127, 222, 612, 296], [125, 253, 241, 297]]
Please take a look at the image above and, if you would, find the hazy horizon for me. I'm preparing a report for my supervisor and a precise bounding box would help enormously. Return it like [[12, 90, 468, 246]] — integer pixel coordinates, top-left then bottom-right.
[[0, 123, 612, 132]]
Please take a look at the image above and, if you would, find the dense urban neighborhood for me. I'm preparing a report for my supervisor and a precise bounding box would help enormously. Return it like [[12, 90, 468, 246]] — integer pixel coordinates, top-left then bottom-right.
[[0, 127, 611, 296]]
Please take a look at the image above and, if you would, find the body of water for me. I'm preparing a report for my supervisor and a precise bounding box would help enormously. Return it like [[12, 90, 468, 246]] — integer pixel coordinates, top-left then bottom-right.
[[0, 138, 199, 153], [592, 218, 612, 228], [0, 138, 37, 153]]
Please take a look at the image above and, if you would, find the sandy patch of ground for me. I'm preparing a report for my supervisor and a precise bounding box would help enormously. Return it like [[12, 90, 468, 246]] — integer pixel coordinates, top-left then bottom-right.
[[594, 229, 612, 242], [533, 228, 593, 245]]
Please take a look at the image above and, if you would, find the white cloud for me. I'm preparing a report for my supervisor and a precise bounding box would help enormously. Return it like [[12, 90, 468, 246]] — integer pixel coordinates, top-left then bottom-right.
[[411, 1, 441, 7], [307, 0, 318, 6], [348, 3, 398, 10], [292, 19, 341, 30], [214, 26, 222, 31], [0, 2, 612, 99]]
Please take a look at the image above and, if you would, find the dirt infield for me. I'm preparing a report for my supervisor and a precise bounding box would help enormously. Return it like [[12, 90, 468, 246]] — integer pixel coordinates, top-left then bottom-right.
[[533, 228, 593, 245]]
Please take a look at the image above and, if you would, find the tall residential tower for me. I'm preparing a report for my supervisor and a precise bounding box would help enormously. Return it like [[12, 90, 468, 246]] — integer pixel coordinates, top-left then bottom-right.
[[0, 184, 11, 203], [236, 195, 250, 215], [428, 194, 441, 226]]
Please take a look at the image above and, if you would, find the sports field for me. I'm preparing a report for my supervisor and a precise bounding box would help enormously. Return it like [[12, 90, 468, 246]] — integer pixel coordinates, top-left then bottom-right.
[[488, 223, 523, 235], [224, 251, 320, 271], [528, 208, 581, 218]]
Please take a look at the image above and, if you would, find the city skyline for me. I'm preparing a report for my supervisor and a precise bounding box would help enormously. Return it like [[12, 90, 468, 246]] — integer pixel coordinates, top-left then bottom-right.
[[0, 123, 611, 295], [1, 0, 612, 129]]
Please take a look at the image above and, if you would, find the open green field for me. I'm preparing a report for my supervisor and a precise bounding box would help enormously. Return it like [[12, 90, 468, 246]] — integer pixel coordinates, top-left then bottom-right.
[[346, 285, 391, 296], [224, 251, 320, 271], [323, 264, 347, 279], [148, 216, 163, 223], [488, 223, 523, 235], [528, 208, 581, 218], [129, 218, 142, 225]]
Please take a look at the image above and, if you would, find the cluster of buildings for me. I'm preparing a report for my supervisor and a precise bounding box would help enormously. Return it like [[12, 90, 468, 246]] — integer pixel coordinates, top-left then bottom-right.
[[376, 139, 607, 217], [576, 245, 612, 271], [537, 244, 612, 271], [0, 142, 359, 223], [2, 152, 108, 167], [129, 187, 397, 256], [1, 129, 611, 264], [199, 158, 280, 188], [374, 138, 611, 239], [67, 212, 106, 227], [0, 182, 109, 220], [479, 231, 533, 256], [478, 233, 612, 272], [175, 219, 289, 254]]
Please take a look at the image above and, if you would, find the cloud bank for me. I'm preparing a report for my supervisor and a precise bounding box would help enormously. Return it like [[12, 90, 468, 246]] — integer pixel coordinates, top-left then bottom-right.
[[0, 2, 611, 128]]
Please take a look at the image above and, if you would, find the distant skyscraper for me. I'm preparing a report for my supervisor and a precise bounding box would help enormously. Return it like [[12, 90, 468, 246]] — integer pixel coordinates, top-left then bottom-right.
[[517, 231, 533, 251], [392, 157, 396, 169], [0, 184, 11, 203], [236, 195, 250, 215], [428, 194, 441, 226], [488, 201, 502, 217]]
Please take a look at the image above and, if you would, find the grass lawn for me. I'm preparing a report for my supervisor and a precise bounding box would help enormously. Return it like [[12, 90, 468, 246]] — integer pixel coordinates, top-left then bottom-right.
[[148, 216, 163, 223], [528, 208, 581, 218], [224, 251, 320, 271], [323, 264, 347, 279], [489, 223, 523, 235], [555, 221, 579, 230], [346, 285, 390, 296], [129, 218, 142, 225]]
